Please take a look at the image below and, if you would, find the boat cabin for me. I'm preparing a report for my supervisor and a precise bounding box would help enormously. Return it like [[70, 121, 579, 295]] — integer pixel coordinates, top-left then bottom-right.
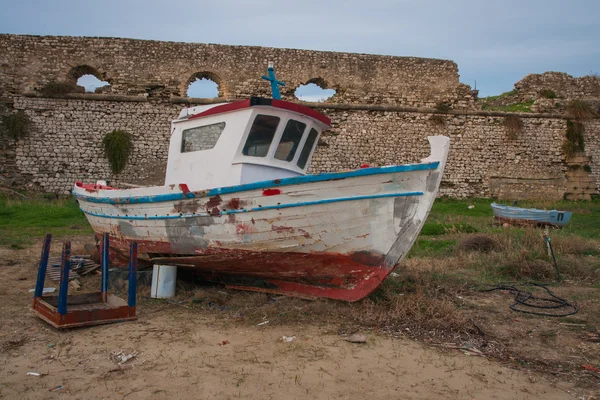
[[165, 97, 331, 190]]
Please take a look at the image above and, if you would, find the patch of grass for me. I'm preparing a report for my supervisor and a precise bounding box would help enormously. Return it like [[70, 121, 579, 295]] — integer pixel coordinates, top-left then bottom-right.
[[478, 89, 517, 102], [565, 99, 597, 120], [103, 129, 133, 174], [1, 110, 31, 140], [482, 100, 535, 112], [407, 238, 456, 258], [0, 195, 91, 248], [503, 115, 523, 139], [421, 222, 478, 236]]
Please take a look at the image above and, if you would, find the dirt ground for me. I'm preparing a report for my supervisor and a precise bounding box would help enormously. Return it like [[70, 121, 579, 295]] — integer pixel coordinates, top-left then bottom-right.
[[0, 236, 594, 399]]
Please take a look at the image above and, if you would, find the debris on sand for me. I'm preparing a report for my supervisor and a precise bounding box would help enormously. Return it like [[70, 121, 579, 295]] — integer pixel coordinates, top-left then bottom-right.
[[111, 351, 138, 365], [343, 333, 368, 343], [281, 336, 296, 343]]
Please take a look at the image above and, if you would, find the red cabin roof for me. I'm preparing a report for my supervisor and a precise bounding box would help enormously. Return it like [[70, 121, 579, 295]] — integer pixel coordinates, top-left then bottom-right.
[[188, 97, 331, 127]]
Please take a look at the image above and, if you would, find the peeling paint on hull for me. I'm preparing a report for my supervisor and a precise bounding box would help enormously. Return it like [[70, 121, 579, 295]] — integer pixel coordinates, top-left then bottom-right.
[[75, 137, 450, 301]]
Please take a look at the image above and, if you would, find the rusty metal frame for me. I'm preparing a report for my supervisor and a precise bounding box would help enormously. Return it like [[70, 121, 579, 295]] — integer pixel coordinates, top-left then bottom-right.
[[32, 234, 138, 329]]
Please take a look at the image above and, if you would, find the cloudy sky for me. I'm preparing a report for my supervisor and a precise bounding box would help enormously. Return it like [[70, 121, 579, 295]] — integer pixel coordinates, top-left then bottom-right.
[[0, 0, 598, 97]]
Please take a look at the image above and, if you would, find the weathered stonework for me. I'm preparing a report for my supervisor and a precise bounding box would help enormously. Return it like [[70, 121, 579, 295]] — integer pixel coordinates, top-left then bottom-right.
[[515, 72, 600, 102], [0, 34, 598, 200], [0, 34, 465, 109]]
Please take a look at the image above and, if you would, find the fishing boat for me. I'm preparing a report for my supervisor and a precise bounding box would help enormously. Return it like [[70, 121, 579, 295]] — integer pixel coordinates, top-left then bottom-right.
[[73, 64, 450, 301], [491, 203, 572, 227]]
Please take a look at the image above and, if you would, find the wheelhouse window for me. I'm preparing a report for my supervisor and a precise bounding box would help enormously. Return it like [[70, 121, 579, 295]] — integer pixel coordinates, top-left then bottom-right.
[[242, 115, 280, 157], [274, 119, 306, 162], [297, 128, 319, 169], [181, 122, 226, 153]]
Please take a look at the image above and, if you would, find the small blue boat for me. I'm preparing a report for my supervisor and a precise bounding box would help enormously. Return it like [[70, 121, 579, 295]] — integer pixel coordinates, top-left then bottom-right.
[[491, 203, 572, 227]]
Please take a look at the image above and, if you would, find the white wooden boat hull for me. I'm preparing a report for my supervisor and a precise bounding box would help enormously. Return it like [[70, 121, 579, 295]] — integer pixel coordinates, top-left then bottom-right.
[[74, 136, 450, 301]]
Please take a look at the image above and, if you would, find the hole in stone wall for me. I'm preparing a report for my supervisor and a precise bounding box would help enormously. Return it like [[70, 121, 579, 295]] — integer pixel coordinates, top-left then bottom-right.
[[77, 74, 110, 93], [187, 77, 219, 98], [295, 80, 336, 102]]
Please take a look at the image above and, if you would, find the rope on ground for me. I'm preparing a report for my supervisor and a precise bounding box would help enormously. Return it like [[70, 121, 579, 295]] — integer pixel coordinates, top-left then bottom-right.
[[481, 231, 577, 317], [481, 282, 578, 317]]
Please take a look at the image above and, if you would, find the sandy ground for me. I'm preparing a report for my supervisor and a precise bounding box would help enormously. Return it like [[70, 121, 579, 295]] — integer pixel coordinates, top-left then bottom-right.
[[0, 237, 585, 399]]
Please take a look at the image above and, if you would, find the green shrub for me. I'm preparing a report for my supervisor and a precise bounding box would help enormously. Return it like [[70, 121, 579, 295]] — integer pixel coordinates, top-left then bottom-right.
[[540, 89, 557, 99], [1, 110, 31, 139], [102, 130, 133, 174], [583, 165, 592, 173]]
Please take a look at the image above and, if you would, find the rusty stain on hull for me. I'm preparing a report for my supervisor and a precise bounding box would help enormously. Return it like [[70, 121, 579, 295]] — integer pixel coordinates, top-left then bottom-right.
[[105, 235, 389, 301]]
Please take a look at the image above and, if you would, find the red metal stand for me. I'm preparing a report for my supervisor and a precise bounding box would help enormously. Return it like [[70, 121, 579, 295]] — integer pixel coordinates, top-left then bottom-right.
[[32, 234, 138, 329]]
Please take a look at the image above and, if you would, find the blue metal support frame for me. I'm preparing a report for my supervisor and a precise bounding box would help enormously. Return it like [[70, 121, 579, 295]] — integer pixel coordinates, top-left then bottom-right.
[[57, 241, 71, 316], [128, 242, 138, 308], [101, 233, 110, 301], [34, 234, 52, 299]]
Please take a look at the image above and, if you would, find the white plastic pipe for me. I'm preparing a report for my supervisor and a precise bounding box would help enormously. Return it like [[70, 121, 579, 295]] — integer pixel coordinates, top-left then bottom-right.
[[151, 265, 177, 298]]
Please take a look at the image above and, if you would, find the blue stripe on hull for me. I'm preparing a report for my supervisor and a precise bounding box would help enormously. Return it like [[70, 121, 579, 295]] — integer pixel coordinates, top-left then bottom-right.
[[73, 162, 439, 205], [81, 191, 424, 220]]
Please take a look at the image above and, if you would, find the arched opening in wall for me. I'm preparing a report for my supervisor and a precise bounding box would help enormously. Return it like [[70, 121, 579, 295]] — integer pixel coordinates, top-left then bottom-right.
[[295, 78, 336, 102], [68, 65, 110, 93], [77, 75, 110, 92], [186, 72, 221, 98]]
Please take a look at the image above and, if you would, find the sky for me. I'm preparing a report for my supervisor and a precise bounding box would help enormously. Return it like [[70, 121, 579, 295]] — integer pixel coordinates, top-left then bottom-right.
[[1, 0, 598, 98]]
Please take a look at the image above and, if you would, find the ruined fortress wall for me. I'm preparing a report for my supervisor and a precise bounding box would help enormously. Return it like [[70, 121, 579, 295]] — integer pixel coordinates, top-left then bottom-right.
[[1, 34, 598, 199], [7, 96, 578, 200], [515, 72, 600, 102], [0, 34, 463, 108]]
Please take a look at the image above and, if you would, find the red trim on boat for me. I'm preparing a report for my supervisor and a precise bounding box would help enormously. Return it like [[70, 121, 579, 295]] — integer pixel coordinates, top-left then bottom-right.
[[75, 181, 115, 192], [270, 99, 331, 126], [262, 188, 281, 196], [188, 99, 251, 121], [187, 97, 331, 127]]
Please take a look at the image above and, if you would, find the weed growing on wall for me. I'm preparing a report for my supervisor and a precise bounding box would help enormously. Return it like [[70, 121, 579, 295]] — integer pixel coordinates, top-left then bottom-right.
[[562, 120, 585, 157], [429, 114, 446, 127], [503, 115, 523, 140], [102, 130, 133, 174], [1, 110, 31, 140], [40, 81, 80, 97], [540, 89, 557, 99], [566, 100, 597, 120], [434, 101, 451, 113]]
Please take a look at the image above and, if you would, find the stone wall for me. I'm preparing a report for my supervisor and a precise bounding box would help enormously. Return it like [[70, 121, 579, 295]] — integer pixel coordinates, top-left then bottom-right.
[[0, 34, 466, 109], [515, 72, 600, 102], [5, 95, 590, 200], [0, 34, 598, 199]]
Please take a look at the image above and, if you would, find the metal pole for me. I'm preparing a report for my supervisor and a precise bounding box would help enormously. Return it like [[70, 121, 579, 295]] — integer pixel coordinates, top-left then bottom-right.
[[57, 241, 71, 316], [128, 242, 138, 308], [100, 233, 110, 302], [33, 234, 52, 301]]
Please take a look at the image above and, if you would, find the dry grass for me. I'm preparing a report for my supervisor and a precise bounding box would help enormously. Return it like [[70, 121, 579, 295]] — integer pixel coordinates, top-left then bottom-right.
[[565, 100, 598, 120], [458, 234, 499, 253]]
